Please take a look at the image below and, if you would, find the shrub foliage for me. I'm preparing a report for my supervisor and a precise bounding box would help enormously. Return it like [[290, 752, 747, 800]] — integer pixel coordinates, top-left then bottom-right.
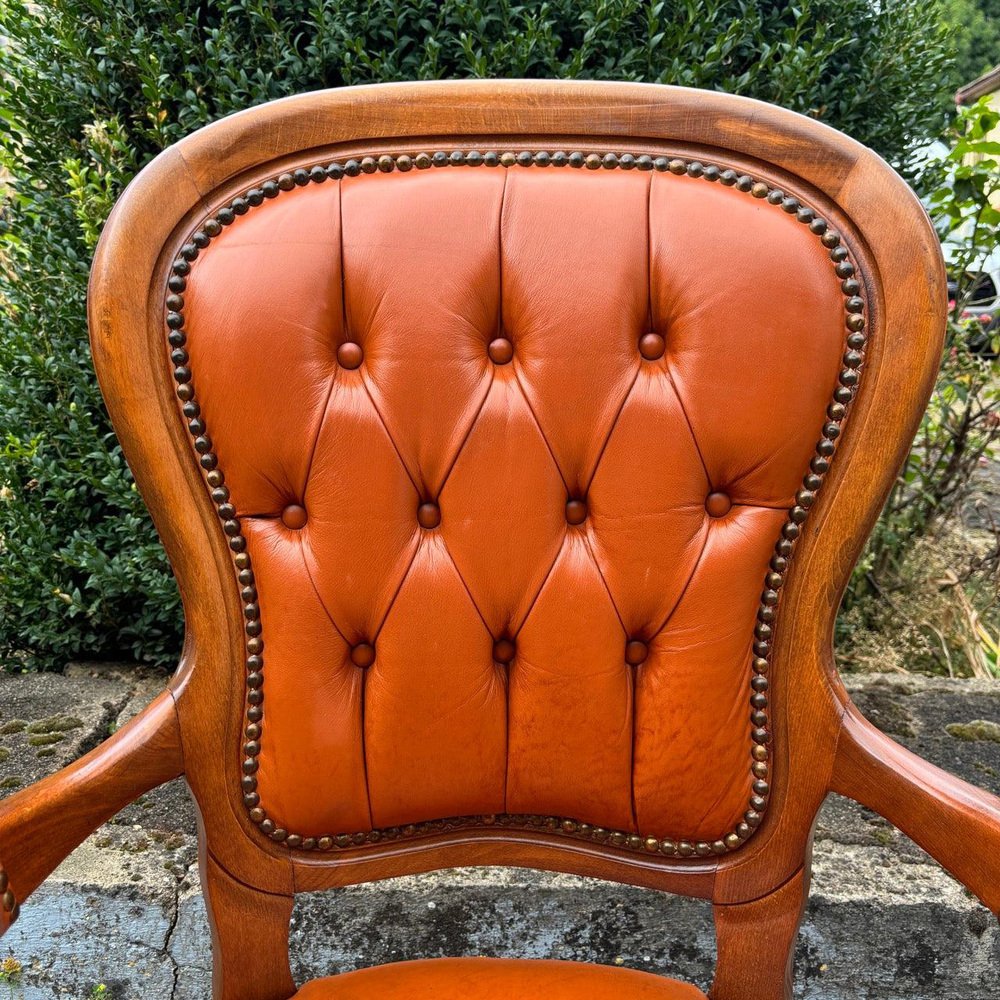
[[0, 0, 953, 668]]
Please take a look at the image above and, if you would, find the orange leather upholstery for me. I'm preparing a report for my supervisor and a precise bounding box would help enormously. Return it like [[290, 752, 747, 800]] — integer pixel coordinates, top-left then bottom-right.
[[179, 156, 848, 854], [291, 957, 707, 999]]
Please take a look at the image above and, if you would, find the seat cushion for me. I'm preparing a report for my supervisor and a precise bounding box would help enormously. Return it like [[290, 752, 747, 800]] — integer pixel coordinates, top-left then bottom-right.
[[292, 957, 707, 999]]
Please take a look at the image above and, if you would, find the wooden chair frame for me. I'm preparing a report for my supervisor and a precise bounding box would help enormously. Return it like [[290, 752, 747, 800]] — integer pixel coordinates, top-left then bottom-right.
[[0, 81, 995, 1000]]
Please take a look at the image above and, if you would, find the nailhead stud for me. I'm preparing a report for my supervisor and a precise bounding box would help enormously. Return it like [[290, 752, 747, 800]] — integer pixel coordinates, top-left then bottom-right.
[[625, 640, 649, 666], [493, 638, 516, 664], [566, 498, 588, 525], [705, 492, 732, 518], [488, 337, 514, 365], [281, 505, 307, 529]]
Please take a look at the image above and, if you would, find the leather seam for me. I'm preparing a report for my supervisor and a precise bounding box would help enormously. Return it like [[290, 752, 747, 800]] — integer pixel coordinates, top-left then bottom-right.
[[653, 520, 712, 640], [439, 534, 494, 639], [298, 536, 350, 647], [503, 528, 570, 814], [584, 357, 642, 496], [433, 363, 496, 506], [359, 368, 423, 500], [372, 532, 422, 644]]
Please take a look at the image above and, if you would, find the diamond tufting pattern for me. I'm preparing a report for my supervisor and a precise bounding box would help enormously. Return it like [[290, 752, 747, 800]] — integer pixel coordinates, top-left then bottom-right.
[[178, 158, 849, 852]]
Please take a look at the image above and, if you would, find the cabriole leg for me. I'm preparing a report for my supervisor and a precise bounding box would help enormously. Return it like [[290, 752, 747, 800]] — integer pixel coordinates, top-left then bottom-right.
[[202, 851, 295, 1000], [710, 866, 809, 1000]]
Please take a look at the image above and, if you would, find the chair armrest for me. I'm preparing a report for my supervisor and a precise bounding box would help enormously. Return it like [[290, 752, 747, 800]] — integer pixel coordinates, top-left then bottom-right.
[[0, 689, 184, 934], [830, 699, 1000, 917]]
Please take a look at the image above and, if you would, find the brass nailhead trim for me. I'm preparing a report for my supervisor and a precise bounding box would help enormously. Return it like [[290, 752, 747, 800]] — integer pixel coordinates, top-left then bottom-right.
[[0, 868, 19, 924], [165, 148, 867, 858]]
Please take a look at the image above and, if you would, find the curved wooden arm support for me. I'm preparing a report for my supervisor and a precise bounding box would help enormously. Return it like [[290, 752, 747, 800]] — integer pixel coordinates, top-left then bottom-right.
[[831, 700, 1000, 917], [0, 689, 184, 934]]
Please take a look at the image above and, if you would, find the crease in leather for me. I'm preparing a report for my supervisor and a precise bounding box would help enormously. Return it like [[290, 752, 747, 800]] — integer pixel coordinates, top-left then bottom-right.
[[293, 527, 374, 830], [502, 527, 568, 817], [432, 361, 497, 510], [664, 358, 713, 489], [582, 356, 643, 497], [297, 186, 346, 495], [359, 369, 423, 499], [295, 531, 349, 647], [439, 369, 568, 638], [439, 531, 494, 638], [651, 520, 711, 639], [372, 532, 423, 644], [581, 526, 628, 635], [511, 357, 572, 495], [645, 168, 654, 335], [496, 167, 509, 338], [357, 651, 375, 831]]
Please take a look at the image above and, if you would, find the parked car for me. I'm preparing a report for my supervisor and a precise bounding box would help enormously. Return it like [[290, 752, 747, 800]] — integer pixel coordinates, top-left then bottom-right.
[[942, 240, 999, 357]]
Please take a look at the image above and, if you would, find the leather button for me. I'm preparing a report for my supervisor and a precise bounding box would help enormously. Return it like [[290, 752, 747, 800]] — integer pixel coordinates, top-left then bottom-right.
[[566, 498, 588, 524], [350, 643, 375, 668], [639, 333, 665, 360], [488, 337, 513, 365], [337, 342, 363, 369], [493, 638, 516, 664], [705, 492, 732, 518], [417, 501, 441, 529], [625, 640, 648, 665], [281, 504, 308, 529]]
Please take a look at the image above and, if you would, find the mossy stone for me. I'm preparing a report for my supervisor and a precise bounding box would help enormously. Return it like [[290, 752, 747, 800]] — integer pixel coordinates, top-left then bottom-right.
[[26, 714, 83, 735], [28, 732, 65, 746], [945, 719, 1000, 743]]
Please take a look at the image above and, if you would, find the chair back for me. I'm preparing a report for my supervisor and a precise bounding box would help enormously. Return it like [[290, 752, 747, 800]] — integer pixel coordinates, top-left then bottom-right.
[[87, 81, 948, 1000]]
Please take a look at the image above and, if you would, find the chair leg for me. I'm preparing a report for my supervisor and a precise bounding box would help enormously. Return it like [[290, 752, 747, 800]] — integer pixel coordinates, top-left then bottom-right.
[[202, 851, 296, 1000], [710, 867, 809, 1000]]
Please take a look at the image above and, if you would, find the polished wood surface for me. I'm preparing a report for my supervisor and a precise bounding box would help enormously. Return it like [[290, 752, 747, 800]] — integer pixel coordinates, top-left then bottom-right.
[[832, 700, 1000, 917], [711, 865, 811, 1000], [0, 82, 980, 999], [201, 850, 295, 1000]]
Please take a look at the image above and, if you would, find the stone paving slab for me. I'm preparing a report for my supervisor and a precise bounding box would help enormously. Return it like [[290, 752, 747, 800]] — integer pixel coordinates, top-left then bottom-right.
[[0, 668, 998, 998]]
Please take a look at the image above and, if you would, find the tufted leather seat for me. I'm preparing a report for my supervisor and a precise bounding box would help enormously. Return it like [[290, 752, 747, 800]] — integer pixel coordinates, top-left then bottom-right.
[[181, 157, 846, 855], [291, 958, 708, 999]]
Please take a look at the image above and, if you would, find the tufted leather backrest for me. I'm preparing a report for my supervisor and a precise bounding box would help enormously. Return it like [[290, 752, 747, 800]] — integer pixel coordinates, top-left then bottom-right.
[[169, 148, 860, 860]]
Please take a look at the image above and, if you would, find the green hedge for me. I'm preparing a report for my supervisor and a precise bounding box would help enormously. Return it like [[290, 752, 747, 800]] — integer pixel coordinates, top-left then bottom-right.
[[0, 0, 953, 669]]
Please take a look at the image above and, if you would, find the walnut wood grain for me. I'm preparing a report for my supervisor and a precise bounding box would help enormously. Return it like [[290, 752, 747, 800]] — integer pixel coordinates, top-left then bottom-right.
[[0, 690, 183, 934]]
